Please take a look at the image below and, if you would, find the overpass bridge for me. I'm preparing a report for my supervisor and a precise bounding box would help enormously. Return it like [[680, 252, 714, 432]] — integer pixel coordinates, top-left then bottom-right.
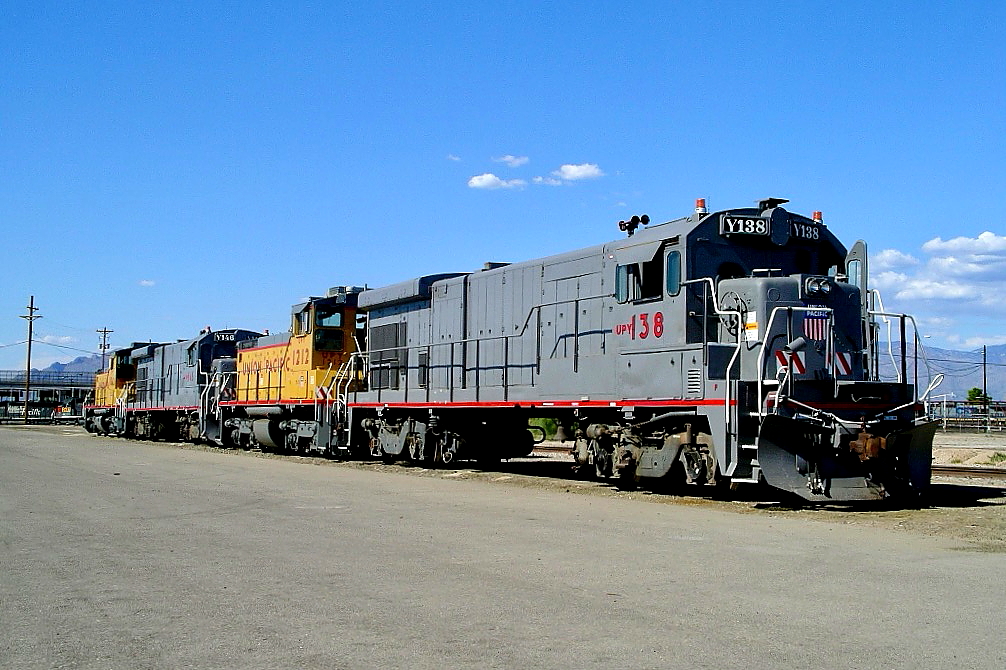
[[0, 370, 95, 422]]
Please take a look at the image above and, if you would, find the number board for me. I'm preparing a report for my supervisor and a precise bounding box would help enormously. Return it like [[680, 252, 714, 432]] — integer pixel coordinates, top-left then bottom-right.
[[214, 332, 236, 342], [720, 215, 769, 236], [789, 221, 820, 241]]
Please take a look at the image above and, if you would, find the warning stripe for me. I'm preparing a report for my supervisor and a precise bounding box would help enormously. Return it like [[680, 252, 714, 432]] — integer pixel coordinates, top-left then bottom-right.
[[834, 351, 852, 376], [775, 350, 806, 375]]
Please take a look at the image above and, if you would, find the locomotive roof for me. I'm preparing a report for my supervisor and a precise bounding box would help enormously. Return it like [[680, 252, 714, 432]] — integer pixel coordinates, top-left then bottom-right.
[[128, 328, 261, 362], [358, 273, 468, 309], [356, 202, 847, 310]]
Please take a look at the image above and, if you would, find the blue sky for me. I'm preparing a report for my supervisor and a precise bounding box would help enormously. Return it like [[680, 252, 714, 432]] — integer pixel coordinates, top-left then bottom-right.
[[2, 1, 1004, 369]]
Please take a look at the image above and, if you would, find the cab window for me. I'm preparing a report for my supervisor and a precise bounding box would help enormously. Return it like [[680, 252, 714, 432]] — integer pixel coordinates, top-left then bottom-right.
[[615, 256, 663, 303], [666, 250, 681, 296], [293, 309, 311, 336], [314, 329, 345, 351], [315, 306, 343, 328]]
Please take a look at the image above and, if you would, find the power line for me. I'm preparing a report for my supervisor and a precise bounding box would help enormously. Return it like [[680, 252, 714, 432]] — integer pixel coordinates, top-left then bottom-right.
[[29, 339, 102, 356], [927, 359, 1006, 368]]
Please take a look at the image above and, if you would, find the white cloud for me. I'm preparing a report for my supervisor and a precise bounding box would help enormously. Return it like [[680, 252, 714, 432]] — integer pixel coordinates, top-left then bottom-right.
[[879, 231, 1006, 302], [922, 231, 1006, 254], [447, 154, 461, 162], [893, 278, 977, 301], [532, 176, 562, 186], [495, 154, 529, 168], [867, 230, 1006, 347], [870, 270, 909, 293], [139, 279, 156, 286], [552, 163, 604, 180], [40, 335, 75, 345], [960, 334, 1006, 347], [872, 248, 919, 271], [467, 173, 526, 190], [909, 230, 1006, 284], [927, 254, 1006, 278]]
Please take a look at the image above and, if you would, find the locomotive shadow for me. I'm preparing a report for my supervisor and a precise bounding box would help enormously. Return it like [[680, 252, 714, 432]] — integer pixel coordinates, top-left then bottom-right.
[[920, 482, 1006, 509], [492, 454, 784, 503], [752, 481, 1006, 511], [495, 455, 1006, 511]]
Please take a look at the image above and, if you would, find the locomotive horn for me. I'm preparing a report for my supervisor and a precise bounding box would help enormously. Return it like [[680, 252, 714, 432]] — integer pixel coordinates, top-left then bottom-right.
[[617, 214, 650, 237]]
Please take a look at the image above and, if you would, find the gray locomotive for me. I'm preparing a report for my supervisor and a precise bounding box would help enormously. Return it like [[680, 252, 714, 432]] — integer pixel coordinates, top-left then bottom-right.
[[86, 198, 938, 502], [347, 198, 937, 501], [86, 328, 261, 441]]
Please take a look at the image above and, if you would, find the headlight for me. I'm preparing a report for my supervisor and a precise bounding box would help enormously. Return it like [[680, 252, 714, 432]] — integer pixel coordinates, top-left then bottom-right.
[[805, 277, 833, 296]]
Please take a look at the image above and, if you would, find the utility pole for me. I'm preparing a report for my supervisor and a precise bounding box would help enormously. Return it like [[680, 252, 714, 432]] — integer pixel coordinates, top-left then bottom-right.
[[97, 327, 114, 370], [983, 344, 989, 433], [19, 296, 41, 424]]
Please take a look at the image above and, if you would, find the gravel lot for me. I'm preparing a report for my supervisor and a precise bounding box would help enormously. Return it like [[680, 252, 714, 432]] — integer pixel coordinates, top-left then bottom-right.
[[3, 424, 1004, 669], [12, 425, 1006, 552], [932, 429, 1006, 465]]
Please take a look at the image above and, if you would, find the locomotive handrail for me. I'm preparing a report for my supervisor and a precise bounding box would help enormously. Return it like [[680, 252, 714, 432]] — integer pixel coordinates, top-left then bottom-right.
[[334, 351, 367, 420], [514, 294, 609, 338], [867, 310, 933, 402], [755, 305, 836, 419], [314, 362, 336, 424], [869, 290, 895, 381], [360, 290, 612, 404], [115, 382, 134, 420], [682, 278, 742, 449]]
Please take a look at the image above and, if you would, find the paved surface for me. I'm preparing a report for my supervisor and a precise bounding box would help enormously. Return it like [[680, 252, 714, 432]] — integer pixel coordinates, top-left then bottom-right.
[[1, 426, 1003, 669]]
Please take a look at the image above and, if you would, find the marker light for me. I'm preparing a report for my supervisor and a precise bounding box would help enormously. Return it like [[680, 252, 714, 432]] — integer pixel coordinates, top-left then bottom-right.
[[695, 198, 708, 215], [812, 211, 823, 223]]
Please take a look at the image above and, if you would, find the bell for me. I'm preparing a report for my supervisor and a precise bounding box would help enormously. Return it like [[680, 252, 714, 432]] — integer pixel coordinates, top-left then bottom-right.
[[553, 423, 570, 443]]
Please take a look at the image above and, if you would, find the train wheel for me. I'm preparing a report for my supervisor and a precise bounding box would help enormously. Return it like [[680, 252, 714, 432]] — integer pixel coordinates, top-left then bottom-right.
[[616, 452, 638, 490], [591, 440, 612, 479], [659, 458, 688, 495]]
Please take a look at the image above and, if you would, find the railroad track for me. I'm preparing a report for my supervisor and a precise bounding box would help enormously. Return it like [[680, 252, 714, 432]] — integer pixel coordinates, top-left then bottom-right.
[[931, 464, 1006, 481], [538, 446, 1006, 483], [533, 444, 572, 453]]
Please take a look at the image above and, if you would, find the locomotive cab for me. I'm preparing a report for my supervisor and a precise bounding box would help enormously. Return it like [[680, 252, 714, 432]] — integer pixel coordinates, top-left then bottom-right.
[[84, 344, 142, 434], [602, 199, 936, 500], [696, 204, 936, 500], [226, 287, 364, 454]]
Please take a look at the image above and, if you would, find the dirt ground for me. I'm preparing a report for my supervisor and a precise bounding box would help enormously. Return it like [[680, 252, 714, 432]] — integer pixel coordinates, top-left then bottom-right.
[[417, 431, 1006, 553], [331, 432, 1006, 554], [29, 424, 1006, 553], [932, 429, 1006, 465]]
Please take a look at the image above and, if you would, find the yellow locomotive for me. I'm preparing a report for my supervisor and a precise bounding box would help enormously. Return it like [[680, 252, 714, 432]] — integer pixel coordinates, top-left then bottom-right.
[[224, 286, 364, 452]]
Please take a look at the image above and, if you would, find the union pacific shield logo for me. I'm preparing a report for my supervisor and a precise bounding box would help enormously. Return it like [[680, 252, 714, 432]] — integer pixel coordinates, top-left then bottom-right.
[[802, 306, 829, 341]]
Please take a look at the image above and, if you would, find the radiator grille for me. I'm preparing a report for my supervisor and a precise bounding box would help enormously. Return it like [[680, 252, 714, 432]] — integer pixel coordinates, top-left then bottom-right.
[[686, 369, 702, 396]]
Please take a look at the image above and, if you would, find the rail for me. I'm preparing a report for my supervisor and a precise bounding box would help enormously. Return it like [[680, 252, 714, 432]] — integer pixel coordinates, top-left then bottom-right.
[[932, 464, 1006, 481]]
